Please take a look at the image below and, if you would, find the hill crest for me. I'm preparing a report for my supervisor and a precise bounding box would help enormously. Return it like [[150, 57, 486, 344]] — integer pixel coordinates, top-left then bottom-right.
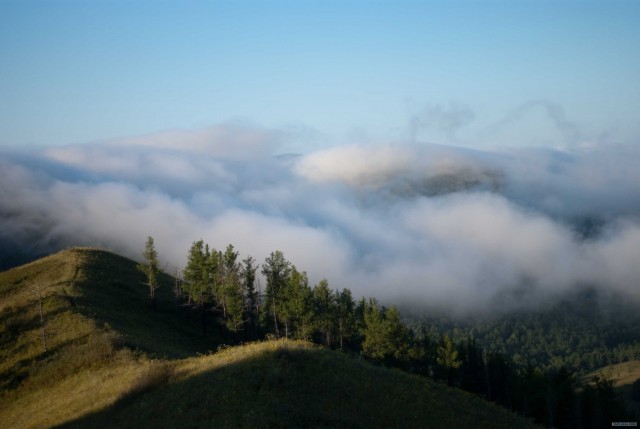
[[0, 248, 540, 429]]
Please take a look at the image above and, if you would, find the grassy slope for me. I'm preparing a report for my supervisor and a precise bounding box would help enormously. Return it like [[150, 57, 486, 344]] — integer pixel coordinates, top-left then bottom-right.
[[583, 360, 640, 417], [62, 340, 539, 429], [0, 248, 539, 429], [1, 247, 212, 360], [0, 247, 211, 428]]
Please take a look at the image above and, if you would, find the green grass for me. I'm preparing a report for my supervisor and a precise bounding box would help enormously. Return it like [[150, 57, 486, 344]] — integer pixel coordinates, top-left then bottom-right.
[[0, 248, 212, 428], [68, 248, 214, 357], [61, 340, 538, 429], [1, 247, 212, 360], [0, 248, 540, 429]]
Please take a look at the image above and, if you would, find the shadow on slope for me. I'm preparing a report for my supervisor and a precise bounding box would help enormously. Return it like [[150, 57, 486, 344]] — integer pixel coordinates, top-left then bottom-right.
[[68, 248, 214, 358], [58, 341, 539, 429], [0, 247, 212, 403], [583, 360, 640, 419]]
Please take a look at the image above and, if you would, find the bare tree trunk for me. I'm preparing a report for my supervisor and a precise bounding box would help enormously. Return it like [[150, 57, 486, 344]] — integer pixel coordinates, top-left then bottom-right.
[[149, 283, 157, 311], [256, 278, 262, 337], [174, 267, 182, 305], [272, 294, 279, 338], [31, 283, 48, 352]]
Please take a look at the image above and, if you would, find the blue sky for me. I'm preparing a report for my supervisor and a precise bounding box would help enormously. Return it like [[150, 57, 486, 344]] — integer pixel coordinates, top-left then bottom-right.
[[2, 1, 640, 307], [1, 0, 639, 148]]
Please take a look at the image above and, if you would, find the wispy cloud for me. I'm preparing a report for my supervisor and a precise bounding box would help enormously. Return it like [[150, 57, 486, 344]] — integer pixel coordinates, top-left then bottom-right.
[[1, 123, 639, 313]]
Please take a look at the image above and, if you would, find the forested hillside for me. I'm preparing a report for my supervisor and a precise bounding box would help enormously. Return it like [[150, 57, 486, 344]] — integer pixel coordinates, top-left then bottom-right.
[[411, 288, 640, 372], [132, 237, 638, 428], [0, 247, 540, 429], [1, 242, 638, 428]]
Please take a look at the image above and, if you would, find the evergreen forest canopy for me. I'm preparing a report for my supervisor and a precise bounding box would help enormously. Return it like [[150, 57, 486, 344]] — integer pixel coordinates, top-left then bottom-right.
[[136, 236, 640, 429]]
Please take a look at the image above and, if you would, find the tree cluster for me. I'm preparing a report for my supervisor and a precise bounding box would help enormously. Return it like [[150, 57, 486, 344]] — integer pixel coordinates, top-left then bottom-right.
[[138, 237, 635, 428], [407, 334, 632, 428], [410, 292, 640, 373]]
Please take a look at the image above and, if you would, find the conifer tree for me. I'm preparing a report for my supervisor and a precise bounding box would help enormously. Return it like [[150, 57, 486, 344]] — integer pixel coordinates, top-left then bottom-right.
[[383, 305, 409, 361], [284, 266, 312, 340], [241, 255, 259, 338], [361, 298, 387, 360], [261, 250, 291, 338], [222, 244, 243, 333], [184, 240, 210, 333], [137, 236, 160, 310], [312, 279, 336, 347], [361, 300, 408, 363], [437, 334, 462, 386], [207, 248, 222, 314], [336, 288, 356, 350]]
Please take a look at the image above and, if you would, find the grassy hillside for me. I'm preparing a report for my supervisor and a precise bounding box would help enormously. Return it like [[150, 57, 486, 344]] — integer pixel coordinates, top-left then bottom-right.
[[0, 247, 211, 428], [0, 248, 539, 429], [0, 247, 211, 360], [583, 360, 640, 417], [60, 340, 539, 429]]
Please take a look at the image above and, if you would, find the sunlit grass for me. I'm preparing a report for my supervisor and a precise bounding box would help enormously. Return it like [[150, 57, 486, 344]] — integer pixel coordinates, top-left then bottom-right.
[[72, 339, 539, 429], [1, 358, 141, 429], [0, 248, 540, 429]]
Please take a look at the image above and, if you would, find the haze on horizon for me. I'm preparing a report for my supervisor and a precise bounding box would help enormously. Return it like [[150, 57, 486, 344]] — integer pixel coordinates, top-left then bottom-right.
[[1, 1, 639, 314]]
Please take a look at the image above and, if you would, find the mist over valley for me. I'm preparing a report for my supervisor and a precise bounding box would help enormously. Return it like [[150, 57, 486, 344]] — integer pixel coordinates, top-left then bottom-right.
[[2, 123, 639, 316]]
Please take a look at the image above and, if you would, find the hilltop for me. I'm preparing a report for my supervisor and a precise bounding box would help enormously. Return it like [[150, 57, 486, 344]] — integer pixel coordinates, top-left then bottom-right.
[[60, 340, 539, 429], [0, 248, 539, 428]]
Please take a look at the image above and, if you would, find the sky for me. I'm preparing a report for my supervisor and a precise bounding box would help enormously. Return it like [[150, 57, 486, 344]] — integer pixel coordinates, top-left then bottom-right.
[[1, 1, 640, 314], [1, 0, 639, 148]]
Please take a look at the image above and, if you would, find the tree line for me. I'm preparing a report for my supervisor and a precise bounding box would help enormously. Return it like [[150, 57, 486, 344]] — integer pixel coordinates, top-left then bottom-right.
[[410, 293, 640, 373], [137, 236, 636, 429]]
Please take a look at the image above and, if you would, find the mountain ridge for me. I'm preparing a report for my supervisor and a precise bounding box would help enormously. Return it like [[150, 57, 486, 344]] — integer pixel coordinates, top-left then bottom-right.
[[0, 247, 539, 428]]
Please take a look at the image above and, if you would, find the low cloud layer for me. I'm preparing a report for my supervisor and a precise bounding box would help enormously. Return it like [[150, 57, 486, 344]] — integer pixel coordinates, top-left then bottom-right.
[[2, 123, 639, 314]]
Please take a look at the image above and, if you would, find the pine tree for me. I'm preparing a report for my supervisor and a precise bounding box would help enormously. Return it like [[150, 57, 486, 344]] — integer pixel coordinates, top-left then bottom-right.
[[137, 236, 160, 310], [383, 305, 409, 362], [361, 300, 409, 364], [312, 279, 336, 347], [222, 244, 243, 333], [284, 266, 312, 340], [437, 335, 462, 386], [183, 240, 210, 333], [361, 298, 388, 361], [336, 288, 356, 350], [207, 248, 223, 315], [261, 250, 291, 338], [241, 255, 259, 339]]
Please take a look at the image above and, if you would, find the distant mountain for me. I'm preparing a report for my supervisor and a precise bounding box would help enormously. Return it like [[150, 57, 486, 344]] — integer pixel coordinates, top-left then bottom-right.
[[0, 248, 539, 429]]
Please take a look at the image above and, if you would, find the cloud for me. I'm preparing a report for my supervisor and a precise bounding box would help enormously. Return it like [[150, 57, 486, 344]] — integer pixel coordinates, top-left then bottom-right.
[[1, 122, 639, 314], [409, 103, 475, 143], [475, 100, 611, 149], [295, 143, 503, 198], [104, 122, 283, 160]]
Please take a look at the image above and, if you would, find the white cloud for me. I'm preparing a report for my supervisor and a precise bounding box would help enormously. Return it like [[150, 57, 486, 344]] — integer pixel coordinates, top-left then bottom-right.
[[1, 123, 639, 313]]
